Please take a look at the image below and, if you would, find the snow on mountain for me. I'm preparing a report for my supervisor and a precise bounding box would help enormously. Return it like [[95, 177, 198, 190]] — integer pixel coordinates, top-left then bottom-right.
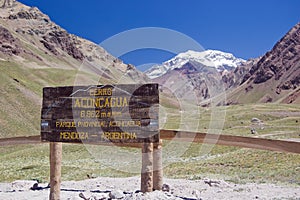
[[145, 50, 246, 79]]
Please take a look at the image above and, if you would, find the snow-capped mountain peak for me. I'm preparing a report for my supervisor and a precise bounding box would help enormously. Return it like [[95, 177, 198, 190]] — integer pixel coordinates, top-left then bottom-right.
[[145, 49, 246, 79]]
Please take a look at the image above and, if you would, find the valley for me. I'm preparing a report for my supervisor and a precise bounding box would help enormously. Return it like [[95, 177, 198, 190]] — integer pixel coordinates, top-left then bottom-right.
[[0, 2, 299, 199], [0, 103, 299, 185]]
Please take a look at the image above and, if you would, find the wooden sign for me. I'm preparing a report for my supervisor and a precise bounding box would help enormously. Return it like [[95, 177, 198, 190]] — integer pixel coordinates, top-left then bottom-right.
[[41, 84, 159, 143]]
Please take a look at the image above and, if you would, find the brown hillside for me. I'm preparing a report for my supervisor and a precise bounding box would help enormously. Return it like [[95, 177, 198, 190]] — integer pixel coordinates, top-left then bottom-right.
[[228, 22, 300, 104]]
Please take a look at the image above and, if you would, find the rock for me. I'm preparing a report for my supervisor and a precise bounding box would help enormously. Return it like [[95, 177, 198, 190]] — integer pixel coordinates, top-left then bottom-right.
[[125, 190, 181, 200], [79, 193, 87, 200], [162, 184, 170, 192], [30, 183, 39, 190], [280, 81, 294, 90], [79, 192, 91, 200], [8, 11, 34, 20], [127, 64, 135, 70], [16, 11, 36, 19], [87, 174, 97, 179], [30, 182, 49, 191], [282, 88, 300, 104], [109, 190, 125, 199], [40, 40, 59, 55], [41, 30, 84, 60], [15, 28, 25, 34], [261, 95, 273, 103], [204, 179, 221, 187], [8, 14, 17, 20], [250, 128, 257, 134], [95, 193, 110, 200], [11, 180, 38, 191], [253, 69, 274, 84], [251, 118, 261, 123], [0, 25, 22, 55], [192, 190, 202, 200], [79, 192, 108, 200]]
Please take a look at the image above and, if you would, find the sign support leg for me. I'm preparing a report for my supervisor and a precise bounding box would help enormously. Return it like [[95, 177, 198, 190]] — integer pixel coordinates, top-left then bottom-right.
[[49, 142, 62, 200], [141, 142, 153, 193], [153, 139, 163, 190]]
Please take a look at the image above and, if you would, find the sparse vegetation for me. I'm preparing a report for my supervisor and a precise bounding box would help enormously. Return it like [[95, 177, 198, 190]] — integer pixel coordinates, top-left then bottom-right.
[[0, 102, 299, 185], [1, 62, 299, 184], [0, 1, 299, 190]]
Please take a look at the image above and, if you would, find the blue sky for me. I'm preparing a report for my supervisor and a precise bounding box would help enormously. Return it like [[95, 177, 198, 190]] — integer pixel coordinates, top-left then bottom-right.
[[19, 0, 300, 71]]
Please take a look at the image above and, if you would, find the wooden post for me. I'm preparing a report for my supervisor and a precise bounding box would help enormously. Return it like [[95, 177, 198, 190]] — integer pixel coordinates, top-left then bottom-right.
[[153, 139, 163, 190], [141, 142, 153, 193], [49, 142, 62, 200]]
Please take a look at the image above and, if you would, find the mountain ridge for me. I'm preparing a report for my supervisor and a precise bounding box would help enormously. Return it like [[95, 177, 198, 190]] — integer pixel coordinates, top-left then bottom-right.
[[146, 49, 246, 79], [146, 22, 300, 105], [145, 49, 248, 103], [227, 22, 300, 104], [0, 1, 147, 138], [0, 0, 150, 80]]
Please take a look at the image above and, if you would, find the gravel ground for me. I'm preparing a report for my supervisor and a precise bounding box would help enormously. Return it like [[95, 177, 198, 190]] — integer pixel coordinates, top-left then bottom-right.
[[0, 177, 299, 200]]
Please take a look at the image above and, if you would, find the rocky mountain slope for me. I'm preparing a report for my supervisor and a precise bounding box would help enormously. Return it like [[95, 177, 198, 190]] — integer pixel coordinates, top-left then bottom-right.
[[227, 22, 300, 104], [0, 1, 146, 138], [146, 50, 245, 79], [0, 1, 147, 81], [147, 22, 300, 105], [221, 58, 259, 90]]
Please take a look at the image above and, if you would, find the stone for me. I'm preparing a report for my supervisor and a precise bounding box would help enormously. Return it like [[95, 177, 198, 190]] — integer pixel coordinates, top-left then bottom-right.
[[251, 118, 261, 123], [0, 25, 22, 55], [11, 180, 38, 191], [162, 184, 170, 192], [109, 190, 125, 199], [40, 40, 59, 55]]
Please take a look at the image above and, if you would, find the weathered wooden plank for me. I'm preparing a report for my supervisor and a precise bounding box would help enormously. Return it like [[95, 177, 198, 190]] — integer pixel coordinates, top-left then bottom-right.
[[41, 119, 158, 130], [43, 84, 159, 99], [0, 135, 142, 148], [41, 130, 159, 143], [41, 105, 159, 120], [41, 84, 159, 143], [42, 96, 159, 109]]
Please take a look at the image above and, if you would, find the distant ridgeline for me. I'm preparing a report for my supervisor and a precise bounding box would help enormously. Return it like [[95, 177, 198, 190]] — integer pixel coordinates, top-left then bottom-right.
[[41, 84, 159, 144]]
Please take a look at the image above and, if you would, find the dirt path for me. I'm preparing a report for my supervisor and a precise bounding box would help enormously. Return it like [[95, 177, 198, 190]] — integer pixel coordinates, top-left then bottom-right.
[[0, 177, 299, 200]]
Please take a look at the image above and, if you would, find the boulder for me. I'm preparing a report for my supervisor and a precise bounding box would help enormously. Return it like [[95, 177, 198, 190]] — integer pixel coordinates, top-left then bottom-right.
[[109, 190, 125, 199]]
